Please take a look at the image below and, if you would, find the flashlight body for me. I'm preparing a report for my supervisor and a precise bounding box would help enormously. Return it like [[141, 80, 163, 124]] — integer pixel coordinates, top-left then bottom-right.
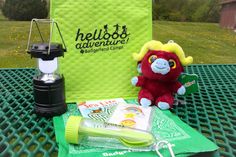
[[65, 116, 155, 150], [33, 75, 67, 117]]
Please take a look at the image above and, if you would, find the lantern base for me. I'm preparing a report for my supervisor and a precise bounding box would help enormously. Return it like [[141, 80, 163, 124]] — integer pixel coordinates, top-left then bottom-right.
[[33, 76, 67, 117]]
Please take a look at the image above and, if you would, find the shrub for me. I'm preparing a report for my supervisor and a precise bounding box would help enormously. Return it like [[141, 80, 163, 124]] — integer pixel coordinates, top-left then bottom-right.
[[2, 0, 48, 21], [0, 0, 4, 9]]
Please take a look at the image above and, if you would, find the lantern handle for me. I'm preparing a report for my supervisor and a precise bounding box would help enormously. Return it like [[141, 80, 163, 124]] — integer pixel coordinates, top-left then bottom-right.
[[26, 18, 67, 55]]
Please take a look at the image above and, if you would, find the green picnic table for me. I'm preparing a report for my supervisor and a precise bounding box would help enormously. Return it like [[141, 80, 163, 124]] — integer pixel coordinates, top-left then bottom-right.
[[0, 64, 235, 157]]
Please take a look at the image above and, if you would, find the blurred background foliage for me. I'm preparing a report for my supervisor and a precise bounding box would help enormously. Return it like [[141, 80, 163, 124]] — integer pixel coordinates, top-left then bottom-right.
[[0, 0, 220, 23], [1, 0, 48, 21], [153, 0, 220, 22]]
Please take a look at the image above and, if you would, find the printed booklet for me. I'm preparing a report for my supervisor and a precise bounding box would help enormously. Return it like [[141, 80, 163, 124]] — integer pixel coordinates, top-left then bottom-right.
[[78, 98, 153, 130], [78, 98, 126, 121]]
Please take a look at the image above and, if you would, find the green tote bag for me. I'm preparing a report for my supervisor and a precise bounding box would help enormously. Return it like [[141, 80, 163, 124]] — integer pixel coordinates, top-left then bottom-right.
[[50, 0, 152, 102]]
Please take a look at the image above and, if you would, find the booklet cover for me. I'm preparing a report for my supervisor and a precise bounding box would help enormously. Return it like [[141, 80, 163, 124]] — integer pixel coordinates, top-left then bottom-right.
[[78, 98, 126, 121], [108, 103, 153, 131]]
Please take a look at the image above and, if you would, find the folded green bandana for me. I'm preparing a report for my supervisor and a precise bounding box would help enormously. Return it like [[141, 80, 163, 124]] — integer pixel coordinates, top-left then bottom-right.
[[53, 100, 218, 157]]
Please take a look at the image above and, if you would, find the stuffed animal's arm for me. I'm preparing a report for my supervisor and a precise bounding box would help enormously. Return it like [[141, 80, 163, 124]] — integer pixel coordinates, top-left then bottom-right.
[[172, 82, 186, 95], [131, 76, 145, 87]]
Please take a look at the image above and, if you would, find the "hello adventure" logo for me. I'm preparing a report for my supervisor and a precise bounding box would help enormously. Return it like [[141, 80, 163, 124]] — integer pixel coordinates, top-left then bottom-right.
[[75, 24, 130, 54]]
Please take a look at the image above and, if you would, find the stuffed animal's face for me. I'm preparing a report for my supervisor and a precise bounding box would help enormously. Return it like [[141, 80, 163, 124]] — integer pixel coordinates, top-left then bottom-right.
[[140, 50, 184, 81]]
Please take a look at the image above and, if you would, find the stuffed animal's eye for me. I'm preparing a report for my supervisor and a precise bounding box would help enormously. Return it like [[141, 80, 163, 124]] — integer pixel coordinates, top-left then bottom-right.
[[148, 55, 157, 63], [168, 59, 176, 69]]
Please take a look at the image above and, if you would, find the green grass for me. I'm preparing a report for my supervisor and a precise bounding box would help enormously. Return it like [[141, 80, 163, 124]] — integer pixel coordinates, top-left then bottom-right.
[[153, 21, 236, 64], [0, 11, 49, 68], [0, 12, 236, 68], [0, 19, 36, 68]]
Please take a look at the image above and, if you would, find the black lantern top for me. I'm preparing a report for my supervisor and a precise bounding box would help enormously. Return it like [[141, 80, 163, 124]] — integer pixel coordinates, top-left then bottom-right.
[[28, 43, 66, 60], [26, 19, 67, 61]]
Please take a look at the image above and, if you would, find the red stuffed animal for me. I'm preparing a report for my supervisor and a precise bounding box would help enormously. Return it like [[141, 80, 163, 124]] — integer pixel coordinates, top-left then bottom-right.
[[131, 40, 193, 109]]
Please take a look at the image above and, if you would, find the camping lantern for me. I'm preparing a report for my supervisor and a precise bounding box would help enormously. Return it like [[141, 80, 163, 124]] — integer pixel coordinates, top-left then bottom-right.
[[26, 19, 67, 117]]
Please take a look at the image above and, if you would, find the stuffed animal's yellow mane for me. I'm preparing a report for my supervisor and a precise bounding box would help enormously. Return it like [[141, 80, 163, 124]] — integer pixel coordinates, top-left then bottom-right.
[[133, 40, 193, 66]]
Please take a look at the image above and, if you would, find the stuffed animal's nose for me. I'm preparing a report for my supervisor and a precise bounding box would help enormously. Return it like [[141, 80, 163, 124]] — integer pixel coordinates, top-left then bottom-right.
[[151, 58, 170, 75], [154, 58, 169, 68]]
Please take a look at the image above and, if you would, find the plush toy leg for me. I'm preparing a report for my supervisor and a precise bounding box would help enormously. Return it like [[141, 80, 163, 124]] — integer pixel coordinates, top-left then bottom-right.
[[155, 93, 174, 110], [138, 89, 154, 107]]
